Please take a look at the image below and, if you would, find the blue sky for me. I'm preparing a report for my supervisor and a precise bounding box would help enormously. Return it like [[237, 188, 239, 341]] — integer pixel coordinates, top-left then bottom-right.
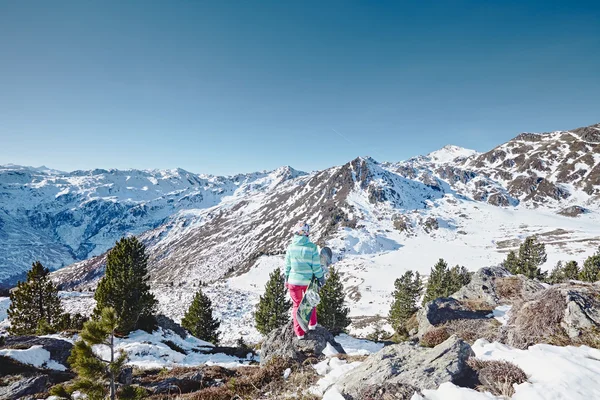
[[1, 1, 599, 175]]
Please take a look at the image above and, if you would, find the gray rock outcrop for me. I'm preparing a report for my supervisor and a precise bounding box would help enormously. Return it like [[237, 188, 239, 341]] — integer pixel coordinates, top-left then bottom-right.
[[452, 266, 544, 308], [260, 322, 345, 365], [416, 297, 490, 337], [335, 335, 475, 399], [505, 283, 600, 349], [0, 376, 48, 400]]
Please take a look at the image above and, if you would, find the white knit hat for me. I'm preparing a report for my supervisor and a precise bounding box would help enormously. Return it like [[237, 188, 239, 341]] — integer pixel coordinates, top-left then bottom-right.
[[292, 221, 310, 236]]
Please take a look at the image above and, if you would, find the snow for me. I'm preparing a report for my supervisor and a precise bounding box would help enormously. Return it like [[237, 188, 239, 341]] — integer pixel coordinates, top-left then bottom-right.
[[311, 357, 363, 396], [0, 297, 9, 321], [0, 345, 67, 371], [412, 383, 498, 399], [92, 328, 256, 370], [335, 334, 384, 356], [488, 305, 512, 326], [427, 145, 480, 164], [323, 342, 341, 357], [283, 367, 291, 380]]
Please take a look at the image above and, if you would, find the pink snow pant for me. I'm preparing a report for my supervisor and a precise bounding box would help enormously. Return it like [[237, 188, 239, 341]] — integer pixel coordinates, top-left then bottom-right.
[[288, 283, 317, 337]]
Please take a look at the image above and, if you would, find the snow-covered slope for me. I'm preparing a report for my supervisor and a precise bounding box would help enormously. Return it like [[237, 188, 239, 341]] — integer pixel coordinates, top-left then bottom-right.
[[0, 165, 305, 286]]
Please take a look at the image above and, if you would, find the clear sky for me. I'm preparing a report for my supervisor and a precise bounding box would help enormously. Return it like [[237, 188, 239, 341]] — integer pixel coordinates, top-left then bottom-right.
[[1, 1, 599, 175]]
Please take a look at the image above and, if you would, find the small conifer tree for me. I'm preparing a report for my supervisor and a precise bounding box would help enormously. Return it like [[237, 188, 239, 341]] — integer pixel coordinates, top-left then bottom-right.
[[547, 261, 565, 284], [448, 265, 471, 292], [8, 261, 63, 335], [422, 258, 450, 305], [580, 248, 600, 282], [58, 307, 128, 400], [254, 268, 291, 335], [563, 260, 580, 281], [518, 236, 547, 280], [389, 270, 422, 335], [317, 267, 351, 335], [181, 289, 220, 345], [94, 237, 157, 334], [502, 250, 520, 274]]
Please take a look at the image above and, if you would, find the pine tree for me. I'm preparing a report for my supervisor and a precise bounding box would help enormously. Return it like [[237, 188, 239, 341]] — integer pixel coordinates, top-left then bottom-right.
[[317, 267, 351, 335], [422, 259, 451, 305], [448, 265, 471, 293], [547, 261, 565, 284], [8, 261, 64, 335], [563, 261, 580, 281], [580, 248, 600, 282], [181, 289, 220, 344], [502, 250, 520, 275], [58, 307, 128, 400], [93, 237, 157, 334], [389, 270, 422, 335], [518, 236, 547, 280], [254, 268, 291, 335]]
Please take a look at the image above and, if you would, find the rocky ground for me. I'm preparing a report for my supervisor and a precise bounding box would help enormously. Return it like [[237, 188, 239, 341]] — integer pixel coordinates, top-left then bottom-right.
[[1, 268, 600, 399]]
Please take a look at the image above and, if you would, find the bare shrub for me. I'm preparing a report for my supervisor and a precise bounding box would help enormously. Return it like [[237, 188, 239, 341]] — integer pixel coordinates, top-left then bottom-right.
[[420, 327, 450, 348], [468, 358, 527, 398], [495, 277, 522, 299], [507, 288, 565, 349], [444, 318, 501, 344]]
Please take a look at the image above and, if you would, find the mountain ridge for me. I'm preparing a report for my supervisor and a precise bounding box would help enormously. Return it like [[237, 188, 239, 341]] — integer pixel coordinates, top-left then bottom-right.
[[1, 122, 600, 289]]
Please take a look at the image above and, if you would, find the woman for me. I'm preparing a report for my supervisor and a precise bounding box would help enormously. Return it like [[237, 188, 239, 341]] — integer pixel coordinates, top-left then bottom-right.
[[284, 221, 326, 339]]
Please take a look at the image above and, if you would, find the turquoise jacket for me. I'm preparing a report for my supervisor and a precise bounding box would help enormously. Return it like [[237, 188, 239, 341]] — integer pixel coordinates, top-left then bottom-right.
[[284, 235, 324, 286]]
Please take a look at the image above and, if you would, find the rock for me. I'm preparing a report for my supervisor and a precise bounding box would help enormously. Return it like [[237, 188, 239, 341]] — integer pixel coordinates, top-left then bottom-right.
[[505, 283, 600, 349], [356, 382, 421, 400], [2, 336, 73, 366], [145, 368, 229, 395], [156, 314, 188, 338], [451, 266, 544, 308], [336, 335, 475, 399], [260, 322, 345, 365], [118, 367, 133, 385], [0, 375, 48, 400], [416, 298, 490, 337], [558, 205, 589, 217]]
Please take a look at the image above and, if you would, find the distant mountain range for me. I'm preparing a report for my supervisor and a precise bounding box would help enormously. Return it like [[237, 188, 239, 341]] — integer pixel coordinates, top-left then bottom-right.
[[1, 122, 599, 290]]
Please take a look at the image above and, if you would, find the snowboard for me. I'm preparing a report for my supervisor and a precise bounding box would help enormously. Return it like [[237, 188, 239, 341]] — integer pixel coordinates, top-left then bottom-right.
[[296, 247, 333, 333]]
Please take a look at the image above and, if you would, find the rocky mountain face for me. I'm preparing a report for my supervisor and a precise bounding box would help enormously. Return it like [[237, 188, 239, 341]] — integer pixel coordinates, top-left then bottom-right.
[[1, 122, 599, 291], [0, 165, 305, 287], [51, 156, 445, 288]]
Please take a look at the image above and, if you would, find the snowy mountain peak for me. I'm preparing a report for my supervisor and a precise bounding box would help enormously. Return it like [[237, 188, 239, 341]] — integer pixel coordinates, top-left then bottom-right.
[[426, 145, 479, 164]]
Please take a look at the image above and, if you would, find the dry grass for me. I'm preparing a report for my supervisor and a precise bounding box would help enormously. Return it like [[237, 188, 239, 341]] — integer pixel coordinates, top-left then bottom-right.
[[444, 318, 502, 344], [495, 277, 520, 299], [549, 328, 600, 350], [468, 358, 527, 398], [180, 357, 294, 399], [420, 327, 450, 348], [508, 288, 566, 349], [461, 299, 495, 312], [334, 354, 369, 363]]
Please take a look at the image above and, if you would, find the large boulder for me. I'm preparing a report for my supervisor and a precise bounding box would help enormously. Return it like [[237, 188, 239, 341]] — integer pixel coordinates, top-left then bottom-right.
[[505, 283, 600, 349], [260, 322, 345, 365], [2, 336, 73, 367], [416, 298, 490, 337], [452, 266, 544, 308], [0, 376, 48, 400], [156, 314, 188, 339], [335, 335, 475, 399]]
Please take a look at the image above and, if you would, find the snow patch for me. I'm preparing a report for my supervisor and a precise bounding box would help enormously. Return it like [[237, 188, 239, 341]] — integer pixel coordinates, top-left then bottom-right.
[[0, 345, 67, 371]]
